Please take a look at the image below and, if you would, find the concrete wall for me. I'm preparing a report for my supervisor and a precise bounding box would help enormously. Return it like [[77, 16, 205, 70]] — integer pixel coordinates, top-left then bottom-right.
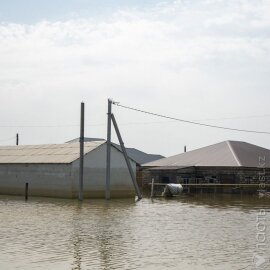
[[0, 143, 136, 198], [71, 144, 136, 198], [0, 163, 72, 197]]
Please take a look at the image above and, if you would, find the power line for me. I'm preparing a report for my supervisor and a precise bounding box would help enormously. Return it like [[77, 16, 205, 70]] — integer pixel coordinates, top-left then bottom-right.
[[0, 136, 15, 143], [0, 124, 105, 128], [0, 113, 270, 129], [0, 124, 79, 128], [113, 103, 270, 135], [194, 114, 270, 122]]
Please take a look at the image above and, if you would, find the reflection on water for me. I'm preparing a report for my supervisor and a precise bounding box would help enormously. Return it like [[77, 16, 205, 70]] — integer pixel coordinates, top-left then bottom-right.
[[0, 194, 269, 270]]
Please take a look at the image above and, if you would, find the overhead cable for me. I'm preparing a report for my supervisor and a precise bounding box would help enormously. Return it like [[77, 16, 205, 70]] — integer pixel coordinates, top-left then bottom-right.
[[113, 103, 270, 135]]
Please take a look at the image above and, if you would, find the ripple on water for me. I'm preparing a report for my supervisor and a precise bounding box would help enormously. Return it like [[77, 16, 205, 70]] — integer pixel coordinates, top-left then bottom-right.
[[0, 195, 269, 270]]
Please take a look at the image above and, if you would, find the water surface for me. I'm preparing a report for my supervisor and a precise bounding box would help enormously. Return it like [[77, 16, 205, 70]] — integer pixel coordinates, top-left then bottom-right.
[[0, 194, 269, 270]]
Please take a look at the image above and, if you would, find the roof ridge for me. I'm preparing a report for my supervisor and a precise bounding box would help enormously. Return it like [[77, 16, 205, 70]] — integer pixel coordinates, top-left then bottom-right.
[[226, 141, 242, 166]]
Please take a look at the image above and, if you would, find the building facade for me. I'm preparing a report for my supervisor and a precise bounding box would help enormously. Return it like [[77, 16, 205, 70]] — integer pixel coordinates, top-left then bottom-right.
[[142, 141, 270, 194], [67, 137, 164, 187], [0, 141, 136, 198]]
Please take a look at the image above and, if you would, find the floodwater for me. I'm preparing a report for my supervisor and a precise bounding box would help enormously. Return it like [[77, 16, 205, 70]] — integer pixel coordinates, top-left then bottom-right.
[[0, 194, 270, 270]]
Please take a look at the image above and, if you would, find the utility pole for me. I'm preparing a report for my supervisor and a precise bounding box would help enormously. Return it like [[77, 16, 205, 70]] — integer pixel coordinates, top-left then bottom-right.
[[111, 114, 142, 200], [106, 99, 112, 199], [79, 102, 84, 201], [16, 133, 19, 145], [184, 145, 186, 152]]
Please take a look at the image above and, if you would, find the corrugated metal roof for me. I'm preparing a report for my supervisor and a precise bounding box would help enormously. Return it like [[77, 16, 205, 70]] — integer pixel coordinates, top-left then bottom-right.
[[143, 141, 270, 168], [0, 141, 105, 164]]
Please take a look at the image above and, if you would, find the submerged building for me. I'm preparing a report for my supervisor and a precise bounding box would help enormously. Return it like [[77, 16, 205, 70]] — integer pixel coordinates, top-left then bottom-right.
[[142, 141, 270, 193], [67, 137, 164, 186], [66, 137, 164, 165], [0, 140, 137, 198]]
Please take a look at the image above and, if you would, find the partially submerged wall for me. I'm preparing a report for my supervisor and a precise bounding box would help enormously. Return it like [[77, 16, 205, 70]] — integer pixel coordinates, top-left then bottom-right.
[[142, 166, 270, 194], [0, 163, 72, 197], [71, 144, 136, 198], [0, 144, 136, 199]]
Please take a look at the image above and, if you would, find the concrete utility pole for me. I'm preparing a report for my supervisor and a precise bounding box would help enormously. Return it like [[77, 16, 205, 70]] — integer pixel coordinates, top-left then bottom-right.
[[111, 114, 142, 200], [16, 133, 19, 145], [79, 102, 84, 201], [106, 99, 112, 199]]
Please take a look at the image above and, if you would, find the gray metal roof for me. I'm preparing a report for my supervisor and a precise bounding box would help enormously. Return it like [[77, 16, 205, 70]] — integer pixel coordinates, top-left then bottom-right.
[[112, 144, 164, 165], [0, 141, 105, 164], [66, 138, 164, 165], [143, 141, 270, 168]]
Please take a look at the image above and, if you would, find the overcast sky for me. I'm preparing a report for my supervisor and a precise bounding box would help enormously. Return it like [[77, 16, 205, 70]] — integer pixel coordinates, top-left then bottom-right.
[[0, 0, 270, 156]]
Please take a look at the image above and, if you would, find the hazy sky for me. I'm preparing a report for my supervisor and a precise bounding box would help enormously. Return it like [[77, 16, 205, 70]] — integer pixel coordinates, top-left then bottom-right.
[[1, 0, 270, 156]]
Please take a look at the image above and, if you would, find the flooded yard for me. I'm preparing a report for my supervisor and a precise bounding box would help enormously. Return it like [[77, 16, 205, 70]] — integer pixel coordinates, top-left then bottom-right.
[[0, 194, 269, 270]]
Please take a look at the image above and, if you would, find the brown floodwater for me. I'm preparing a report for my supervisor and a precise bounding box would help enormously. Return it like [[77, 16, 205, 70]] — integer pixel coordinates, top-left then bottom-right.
[[0, 194, 269, 270]]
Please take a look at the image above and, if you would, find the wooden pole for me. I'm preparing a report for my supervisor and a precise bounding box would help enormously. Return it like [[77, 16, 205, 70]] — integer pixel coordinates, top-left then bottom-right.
[[16, 133, 19, 145], [150, 178, 155, 198], [79, 102, 84, 201], [25, 182, 28, 200]]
